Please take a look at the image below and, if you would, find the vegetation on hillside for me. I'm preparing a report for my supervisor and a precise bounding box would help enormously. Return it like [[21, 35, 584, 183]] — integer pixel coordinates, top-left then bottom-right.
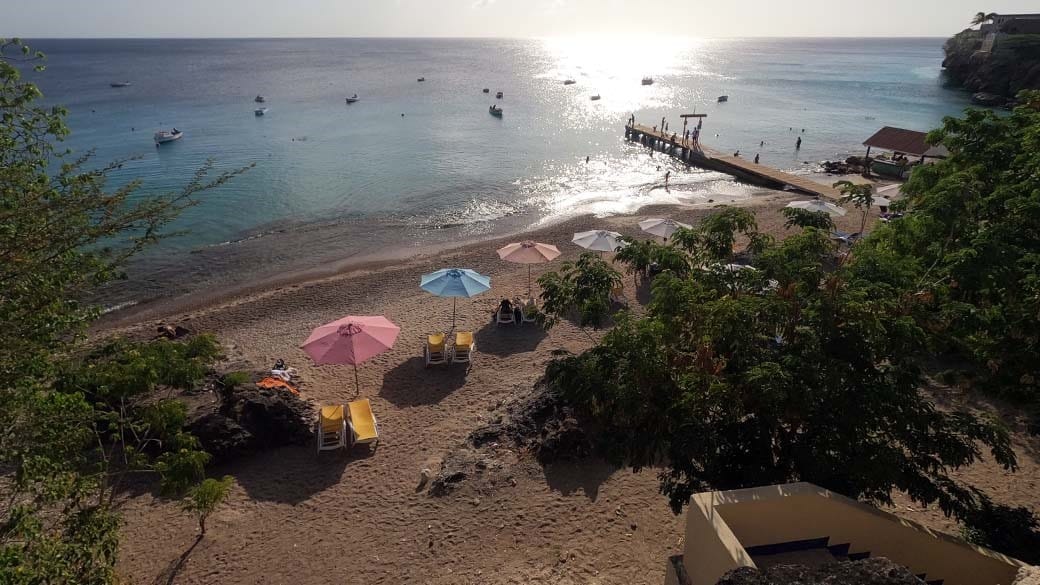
[[0, 39, 246, 583]]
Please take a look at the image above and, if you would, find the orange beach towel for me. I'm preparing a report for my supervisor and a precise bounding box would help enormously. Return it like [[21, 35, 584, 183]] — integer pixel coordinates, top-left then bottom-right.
[[256, 377, 300, 395]]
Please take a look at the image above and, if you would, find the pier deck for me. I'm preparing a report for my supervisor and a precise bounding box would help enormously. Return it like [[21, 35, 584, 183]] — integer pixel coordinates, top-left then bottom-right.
[[625, 123, 841, 200]]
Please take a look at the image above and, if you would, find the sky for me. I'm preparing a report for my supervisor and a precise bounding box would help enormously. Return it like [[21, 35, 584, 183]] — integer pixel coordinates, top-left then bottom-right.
[[4, 0, 1039, 38]]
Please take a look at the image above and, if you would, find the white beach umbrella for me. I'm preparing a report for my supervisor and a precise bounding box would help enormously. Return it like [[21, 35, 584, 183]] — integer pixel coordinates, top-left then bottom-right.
[[638, 218, 691, 239], [875, 183, 903, 197], [786, 199, 847, 217], [572, 230, 628, 253], [872, 196, 893, 207]]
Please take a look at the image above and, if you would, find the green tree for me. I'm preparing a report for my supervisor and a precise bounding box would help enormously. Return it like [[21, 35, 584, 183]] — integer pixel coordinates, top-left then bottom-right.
[[671, 207, 772, 264], [537, 252, 622, 330], [0, 40, 246, 583], [545, 209, 1016, 518], [613, 237, 692, 286], [836, 180, 875, 237], [781, 207, 835, 232], [851, 92, 1040, 399], [183, 476, 235, 536]]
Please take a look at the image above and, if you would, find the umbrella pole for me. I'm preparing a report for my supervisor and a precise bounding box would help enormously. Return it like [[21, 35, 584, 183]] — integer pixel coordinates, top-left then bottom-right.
[[528, 265, 532, 298], [353, 364, 360, 397], [452, 297, 457, 330]]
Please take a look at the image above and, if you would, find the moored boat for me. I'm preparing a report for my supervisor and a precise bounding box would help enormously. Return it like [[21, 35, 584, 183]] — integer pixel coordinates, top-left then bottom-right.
[[255, 95, 266, 103], [489, 105, 503, 118], [590, 94, 601, 101], [495, 91, 503, 99], [154, 129, 183, 145], [417, 77, 425, 82], [563, 79, 576, 85], [255, 107, 269, 116], [717, 95, 729, 103], [641, 77, 654, 85], [345, 94, 359, 104], [482, 88, 490, 93], [110, 81, 132, 88]]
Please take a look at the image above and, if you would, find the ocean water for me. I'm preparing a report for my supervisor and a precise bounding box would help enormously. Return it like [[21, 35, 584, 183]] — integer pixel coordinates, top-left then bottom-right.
[[24, 37, 970, 309]]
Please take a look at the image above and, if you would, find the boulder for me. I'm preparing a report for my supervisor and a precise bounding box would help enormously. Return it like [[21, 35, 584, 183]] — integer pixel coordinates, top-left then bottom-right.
[[716, 558, 924, 585], [190, 413, 253, 462]]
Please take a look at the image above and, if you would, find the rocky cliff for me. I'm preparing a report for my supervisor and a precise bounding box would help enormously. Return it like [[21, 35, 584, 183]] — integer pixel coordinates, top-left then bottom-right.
[[942, 29, 1040, 105]]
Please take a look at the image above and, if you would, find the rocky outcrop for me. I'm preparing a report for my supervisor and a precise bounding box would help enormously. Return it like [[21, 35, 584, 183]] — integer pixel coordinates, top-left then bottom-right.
[[942, 29, 1040, 103], [189, 371, 315, 463], [716, 558, 924, 585], [468, 385, 591, 463]]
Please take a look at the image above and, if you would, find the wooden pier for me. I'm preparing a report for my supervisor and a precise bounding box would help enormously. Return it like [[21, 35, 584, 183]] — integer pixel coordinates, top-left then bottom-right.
[[624, 123, 841, 200]]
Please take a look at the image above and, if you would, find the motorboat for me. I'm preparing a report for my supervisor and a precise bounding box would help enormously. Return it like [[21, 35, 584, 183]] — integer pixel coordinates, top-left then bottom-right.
[[110, 81, 132, 88], [641, 77, 654, 85], [482, 88, 490, 93], [590, 94, 601, 101], [495, 91, 503, 99], [717, 95, 729, 103], [563, 79, 576, 85], [489, 105, 503, 118], [255, 107, 269, 116], [255, 95, 266, 103], [417, 77, 425, 82], [154, 129, 183, 145], [345, 94, 359, 104]]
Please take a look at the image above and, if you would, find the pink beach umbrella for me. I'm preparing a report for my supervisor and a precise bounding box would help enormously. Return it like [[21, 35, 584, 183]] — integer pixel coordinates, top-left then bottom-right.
[[301, 315, 400, 396], [496, 241, 561, 296]]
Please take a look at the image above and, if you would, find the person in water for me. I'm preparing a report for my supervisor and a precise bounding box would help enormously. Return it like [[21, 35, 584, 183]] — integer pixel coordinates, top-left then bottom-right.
[[754, 153, 760, 164], [796, 136, 802, 149]]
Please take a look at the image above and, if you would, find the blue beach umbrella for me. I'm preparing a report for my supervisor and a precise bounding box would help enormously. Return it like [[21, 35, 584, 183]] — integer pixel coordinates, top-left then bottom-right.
[[420, 268, 492, 329]]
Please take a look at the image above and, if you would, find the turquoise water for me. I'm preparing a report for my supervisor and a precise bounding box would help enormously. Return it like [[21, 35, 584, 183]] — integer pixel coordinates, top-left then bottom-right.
[[26, 37, 970, 307]]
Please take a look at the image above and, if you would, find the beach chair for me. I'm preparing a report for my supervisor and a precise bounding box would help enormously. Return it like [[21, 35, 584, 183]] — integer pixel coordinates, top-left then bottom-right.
[[452, 331, 475, 364], [316, 405, 347, 453], [425, 333, 448, 367], [495, 307, 516, 325], [347, 398, 379, 448]]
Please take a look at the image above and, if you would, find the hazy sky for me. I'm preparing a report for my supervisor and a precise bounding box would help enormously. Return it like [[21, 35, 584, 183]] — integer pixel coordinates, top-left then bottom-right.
[[5, 0, 1039, 38]]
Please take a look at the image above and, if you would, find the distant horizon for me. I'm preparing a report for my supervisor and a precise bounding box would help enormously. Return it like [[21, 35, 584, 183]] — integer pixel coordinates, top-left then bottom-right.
[[16, 35, 955, 40], [6, 0, 1038, 40]]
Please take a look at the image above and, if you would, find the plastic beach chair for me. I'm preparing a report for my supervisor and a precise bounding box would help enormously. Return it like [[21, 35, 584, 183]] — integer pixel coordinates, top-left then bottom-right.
[[452, 331, 475, 364], [425, 333, 448, 367], [495, 307, 516, 325], [347, 399, 379, 448], [316, 405, 347, 452]]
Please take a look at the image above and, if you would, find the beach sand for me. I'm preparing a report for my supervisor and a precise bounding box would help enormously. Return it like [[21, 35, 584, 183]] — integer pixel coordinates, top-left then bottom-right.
[[106, 192, 1039, 585]]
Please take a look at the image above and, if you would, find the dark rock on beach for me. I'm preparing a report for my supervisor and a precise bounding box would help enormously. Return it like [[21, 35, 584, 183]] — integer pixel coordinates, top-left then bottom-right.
[[189, 371, 315, 463]]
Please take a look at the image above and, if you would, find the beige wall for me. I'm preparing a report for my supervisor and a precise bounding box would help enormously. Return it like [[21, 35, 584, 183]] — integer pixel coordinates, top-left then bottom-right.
[[679, 483, 1025, 585]]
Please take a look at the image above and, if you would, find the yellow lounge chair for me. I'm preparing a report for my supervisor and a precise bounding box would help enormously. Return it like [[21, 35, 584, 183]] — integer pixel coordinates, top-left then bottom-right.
[[425, 332, 447, 367], [316, 405, 347, 452], [452, 331, 475, 364], [347, 398, 379, 448]]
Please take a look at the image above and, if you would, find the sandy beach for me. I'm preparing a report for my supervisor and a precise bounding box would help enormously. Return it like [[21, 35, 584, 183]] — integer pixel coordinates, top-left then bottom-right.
[[104, 192, 1040, 585]]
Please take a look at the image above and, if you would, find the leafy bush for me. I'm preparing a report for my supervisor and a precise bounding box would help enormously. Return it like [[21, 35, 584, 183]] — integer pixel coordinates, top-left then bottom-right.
[[538, 253, 622, 330]]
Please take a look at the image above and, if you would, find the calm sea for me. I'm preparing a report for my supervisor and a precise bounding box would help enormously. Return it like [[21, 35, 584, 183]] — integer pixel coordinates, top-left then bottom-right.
[[24, 37, 970, 310]]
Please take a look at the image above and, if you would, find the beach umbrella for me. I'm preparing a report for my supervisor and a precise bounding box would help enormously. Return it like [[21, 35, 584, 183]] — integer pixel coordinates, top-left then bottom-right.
[[420, 268, 492, 329], [786, 199, 847, 217], [496, 241, 561, 296], [301, 315, 400, 396], [875, 183, 903, 197], [638, 218, 691, 239], [872, 196, 892, 207], [572, 230, 628, 253]]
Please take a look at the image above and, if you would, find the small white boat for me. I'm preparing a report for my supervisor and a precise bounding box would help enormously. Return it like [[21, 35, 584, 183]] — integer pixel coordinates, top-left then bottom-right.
[[590, 94, 601, 101], [154, 129, 183, 145], [110, 81, 132, 88], [255, 107, 269, 116], [641, 77, 654, 85], [255, 95, 266, 103], [717, 95, 729, 103], [489, 105, 503, 118], [496, 91, 503, 99], [345, 94, 359, 104], [563, 79, 576, 85]]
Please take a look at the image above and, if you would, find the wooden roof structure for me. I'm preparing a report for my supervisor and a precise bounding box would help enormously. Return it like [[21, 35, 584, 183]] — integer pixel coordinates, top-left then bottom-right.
[[863, 126, 948, 158]]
